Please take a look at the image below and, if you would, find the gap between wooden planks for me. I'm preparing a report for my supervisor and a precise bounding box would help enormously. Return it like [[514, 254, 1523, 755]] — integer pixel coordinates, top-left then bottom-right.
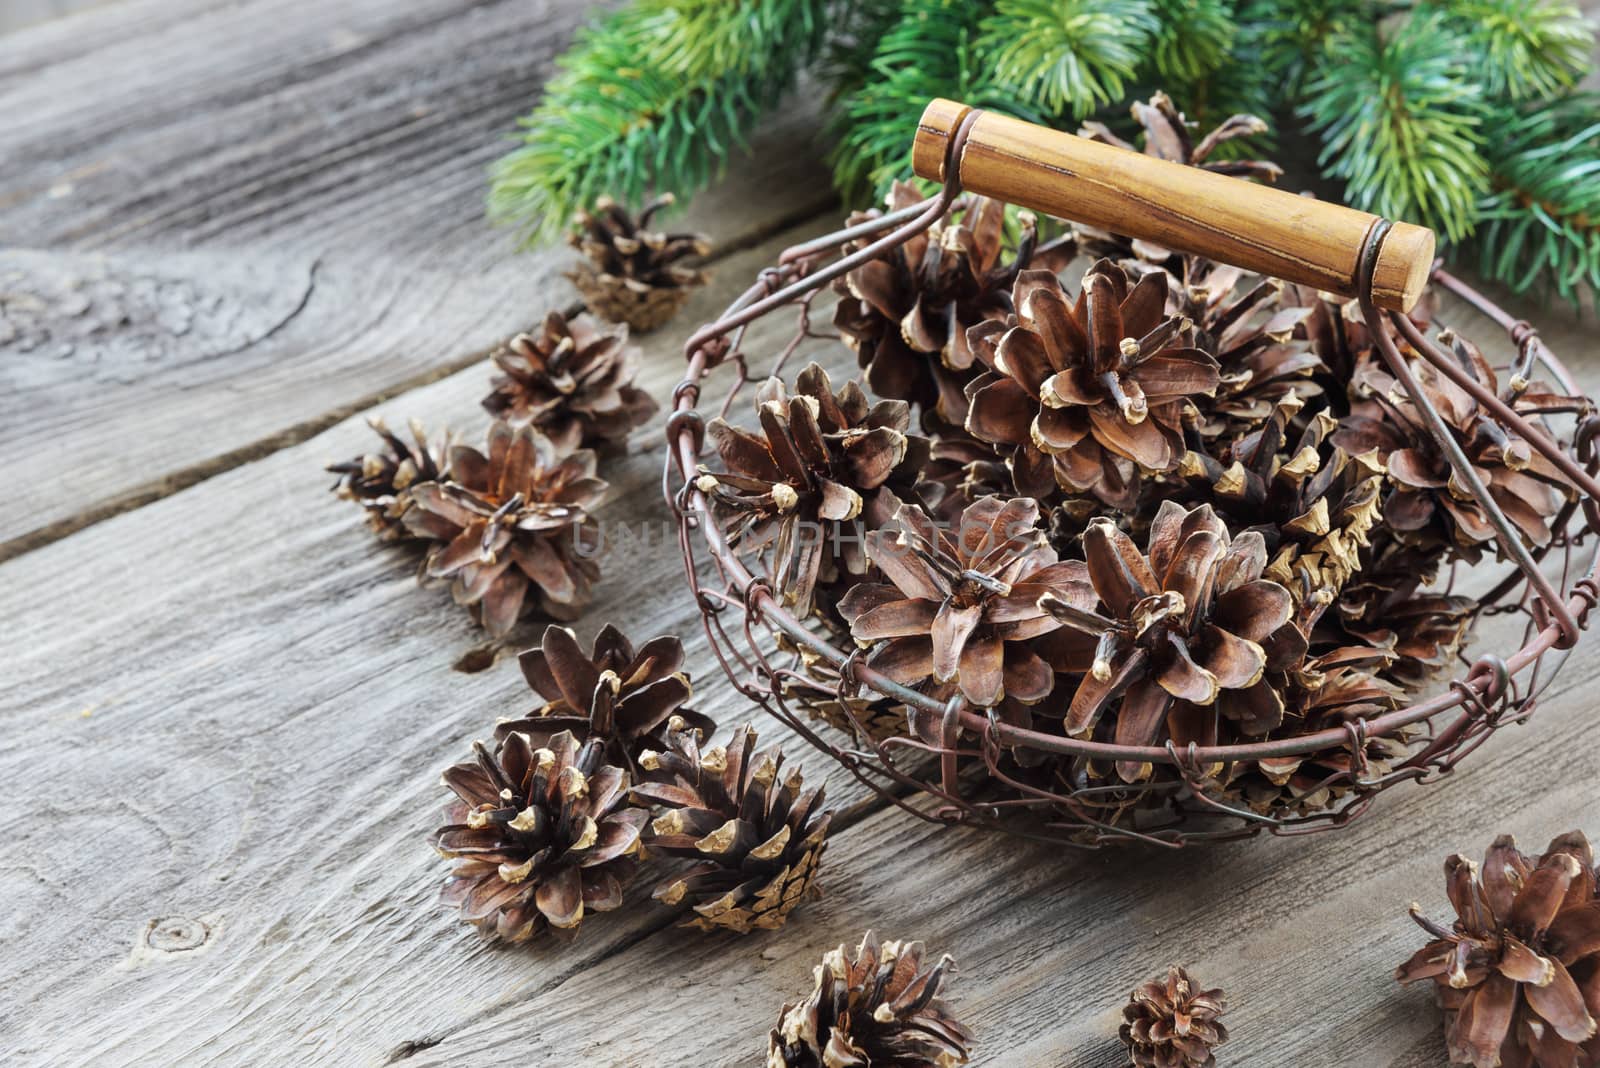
[[0, 0, 836, 558]]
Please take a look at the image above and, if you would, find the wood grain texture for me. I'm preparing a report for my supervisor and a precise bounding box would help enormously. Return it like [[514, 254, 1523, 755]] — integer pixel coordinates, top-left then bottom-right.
[[0, 221, 866, 1067], [0, 0, 835, 557]]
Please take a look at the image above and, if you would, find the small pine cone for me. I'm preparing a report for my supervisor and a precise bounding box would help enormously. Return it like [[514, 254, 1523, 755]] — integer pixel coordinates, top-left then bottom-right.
[[434, 730, 648, 942], [403, 420, 605, 636], [495, 624, 715, 770], [566, 194, 710, 332], [1397, 832, 1600, 1068], [1120, 966, 1229, 1068], [633, 722, 831, 933], [482, 310, 658, 451], [768, 930, 973, 1067], [325, 416, 451, 540]]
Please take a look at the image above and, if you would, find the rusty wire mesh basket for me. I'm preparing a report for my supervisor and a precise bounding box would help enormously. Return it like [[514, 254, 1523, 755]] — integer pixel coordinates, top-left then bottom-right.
[[663, 100, 1600, 847]]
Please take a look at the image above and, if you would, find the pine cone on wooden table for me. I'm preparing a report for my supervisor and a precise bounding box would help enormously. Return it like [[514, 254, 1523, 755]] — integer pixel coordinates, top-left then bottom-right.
[[1120, 965, 1229, 1068], [1398, 831, 1600, 1068], [325, 416, 451, 541], [768, 930, 973, 1067], [633, 721, 831, 933], [566, 193, 710, 332], [434, 730, 648, 942], [402, 420, 605, 636], [494, 624, 715, 772], [482, 310, 658, 451]]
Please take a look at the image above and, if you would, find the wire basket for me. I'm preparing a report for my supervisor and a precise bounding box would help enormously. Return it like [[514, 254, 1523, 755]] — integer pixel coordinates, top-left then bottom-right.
[[664, 100, 1600, 847]]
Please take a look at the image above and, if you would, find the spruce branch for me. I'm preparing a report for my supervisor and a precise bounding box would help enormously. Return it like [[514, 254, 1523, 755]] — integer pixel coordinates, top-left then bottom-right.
[[1299, 10, 1488, 243], [1474, 95, 1600, 302], [1244, 0, 1376, 92], [488, 0, 825, 245], [1429, 0, 1595, 103], [1148, 0, 1237, 85], [977, 0, 1159, 118]]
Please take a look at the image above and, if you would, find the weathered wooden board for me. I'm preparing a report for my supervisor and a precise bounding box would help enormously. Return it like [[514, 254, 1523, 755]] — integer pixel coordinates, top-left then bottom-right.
[[0, 0, 835, 557], [0, 221, 873, 1067]]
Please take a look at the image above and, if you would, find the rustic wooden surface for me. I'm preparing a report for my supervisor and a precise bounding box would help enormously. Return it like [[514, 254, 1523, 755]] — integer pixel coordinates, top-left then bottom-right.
[[2, 2, 1598, 1066]]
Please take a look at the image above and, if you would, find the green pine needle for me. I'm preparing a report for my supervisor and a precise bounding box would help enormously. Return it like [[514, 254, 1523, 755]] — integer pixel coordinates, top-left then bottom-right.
[[1474, 95, 1600, 302], [1243, 0, 1375, 92], [977, 0, 1159, 118], [1431, 0, 1595, 102], [1149, 0, 1237, 85], [1299, 11, 1488, 243]]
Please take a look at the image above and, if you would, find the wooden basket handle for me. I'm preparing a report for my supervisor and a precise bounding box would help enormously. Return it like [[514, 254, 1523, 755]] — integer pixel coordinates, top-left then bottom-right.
[[912, 99, 1435, 313]]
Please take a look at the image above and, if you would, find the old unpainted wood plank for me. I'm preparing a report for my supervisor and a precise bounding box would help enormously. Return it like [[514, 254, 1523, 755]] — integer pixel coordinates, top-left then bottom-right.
[[0, 0, 835, 556], [0, 217, 877, 1067]]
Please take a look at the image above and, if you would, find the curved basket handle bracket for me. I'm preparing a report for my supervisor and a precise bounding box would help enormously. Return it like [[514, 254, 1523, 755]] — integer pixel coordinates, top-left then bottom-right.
[[912, 98, 1436, 313]]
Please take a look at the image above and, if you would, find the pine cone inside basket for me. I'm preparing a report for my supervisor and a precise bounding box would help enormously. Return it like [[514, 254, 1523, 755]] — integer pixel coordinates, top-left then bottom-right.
[[634, 721, 831, 933], [566, 194, 710, 332], [482, 310, 658, 450], [494, 624, 715, 770], [326, 416, 452, 541], [1397, 831, 1600, 1068], [768, 930, 973, 1067], [403, 420, 605, 635], [962, 259, 1219, 506], [1120, 965, 1229, 1068], [434, 730, 648, 942]]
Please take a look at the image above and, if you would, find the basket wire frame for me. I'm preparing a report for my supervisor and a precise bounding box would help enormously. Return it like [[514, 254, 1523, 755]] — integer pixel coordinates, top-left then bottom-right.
[[664, 112, 1600, 847]]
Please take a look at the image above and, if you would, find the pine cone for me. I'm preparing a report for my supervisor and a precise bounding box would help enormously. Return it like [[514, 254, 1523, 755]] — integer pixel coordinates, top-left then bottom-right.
[[1077, 91, 1280, 276], [698, 363, 917, 616], [634, 721, 831, 933], [1398, 832, 1600, 1068], [1334, 330, 1577, 561], [482, 310, 658, 451], [1120, 965, 1229, 1068], [838, 495, 1088, 709], [833, 184, 1053, 427], [1037, 502, 1306, 780], [768, 930, 973, 1068], [403, 420, 605, 635], [326, 416, 451, 540], [494, 624, 715, 770], [434, 730, 648, 942], [566, 194, 710, 332], [963, 260, 1219, 507]]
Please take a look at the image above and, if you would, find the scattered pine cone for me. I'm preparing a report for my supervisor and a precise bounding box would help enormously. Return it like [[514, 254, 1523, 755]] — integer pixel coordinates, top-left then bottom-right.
[[404, 420, 605, 636], [1120, 965, 1229, 1068], [434, 729, 648, 942], [325, 416, 451, 540], [1397, 831, 1600, 1068], [482, 310, 658, 451], [566, 194, 710, 332], [768, 930, 973, 1067], [495, 624, 714, 770], [634, 721, 831, 933]]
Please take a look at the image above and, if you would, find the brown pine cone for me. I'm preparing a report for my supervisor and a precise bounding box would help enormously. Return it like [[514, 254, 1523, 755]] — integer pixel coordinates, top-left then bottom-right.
[[833, 183, 1055, 427], [434, 729, 648, 942], [494, 624, 714, 770], [1120, 965, 1229, 1068], [633, 721, 831, 933], [325, 416, 451, 541], [963, 259, 1219, 507], [1398, 831, 1600, 1068], [403, 420, 606, 636], [768, 930, 973, 1067], [565, 193, 710, 332], [1037, 502, 1306, 780], [482, 310, 658, 451], [838, 494, 1088, 709], [697, 362, 918, 617]]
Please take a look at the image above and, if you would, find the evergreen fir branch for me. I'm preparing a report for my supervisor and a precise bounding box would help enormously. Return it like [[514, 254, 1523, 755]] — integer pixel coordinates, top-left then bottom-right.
[[634, 0, 828, 81], [818, 0, 908, 101], [1430, 0, 1595, 103], [1151, 7, 1278, 153], [1243, 0, 1375, 92], [1473, 95, 1600, 302], [488, 0, 824, 245], [976, 0, 1159, 118], [1148, 0, 1237, 85], [1299, 10, 1488, 242]]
